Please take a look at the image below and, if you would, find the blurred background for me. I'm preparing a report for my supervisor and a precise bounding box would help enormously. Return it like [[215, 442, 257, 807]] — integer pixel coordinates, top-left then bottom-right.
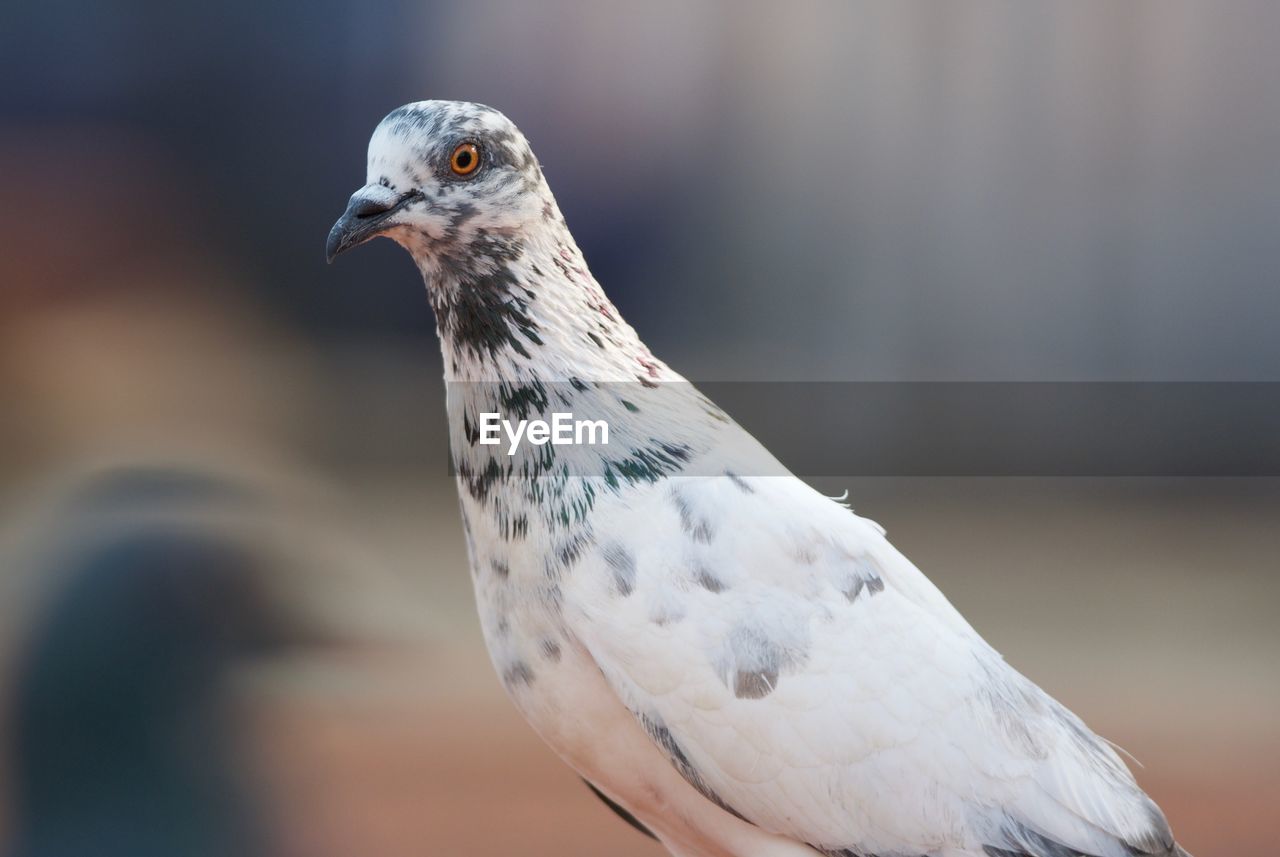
[[1, 1, 1277, 855]]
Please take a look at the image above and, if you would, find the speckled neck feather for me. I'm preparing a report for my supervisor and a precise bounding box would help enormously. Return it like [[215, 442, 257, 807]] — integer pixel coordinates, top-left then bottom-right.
[[422, 202, 665, 387], [422, 213, 727, 546]]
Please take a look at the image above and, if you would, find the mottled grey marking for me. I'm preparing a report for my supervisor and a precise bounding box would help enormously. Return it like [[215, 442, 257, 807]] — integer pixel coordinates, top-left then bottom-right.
[[725, 471, 755, 494], [447, 201, 479, 232], [672, 489, 715, 544], [502, 661, 535, 688], [843, 574, 884, 603], [463, 411, 480, 446], [720, 625, 807, 700], [382, 101, 542, 187], [650, 601, 685, 627], [600, 442, 694, 492], [794, 544, 819, 565], [694, 564, 726, 593], [497, 379, 549, 419], [457, 456, 509, 503], [551, 528, 595, 577], [506, 513, 529, 540], [974, 661, 1049, 759], [431, 248, 541, 363], [734, 669, 777, 699], [601, 542, 636, 596], [491, 558, 510, 579], [545, 583, 563, 611], [539, 638, 562, 662], [982, 819, 1100, 857]]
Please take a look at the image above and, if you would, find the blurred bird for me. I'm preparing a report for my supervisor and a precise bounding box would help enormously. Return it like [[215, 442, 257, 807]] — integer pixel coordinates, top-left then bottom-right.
[[327, 101, 1193, 857], [7, 468, 302, 857]]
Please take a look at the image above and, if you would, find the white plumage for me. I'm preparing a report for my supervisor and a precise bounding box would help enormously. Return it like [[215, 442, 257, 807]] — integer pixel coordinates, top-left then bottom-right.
[[327, 100, 1192, 857]]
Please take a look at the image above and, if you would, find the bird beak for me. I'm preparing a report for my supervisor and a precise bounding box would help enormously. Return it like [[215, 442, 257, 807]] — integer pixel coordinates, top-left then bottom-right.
[[326, 184, 421, 263]]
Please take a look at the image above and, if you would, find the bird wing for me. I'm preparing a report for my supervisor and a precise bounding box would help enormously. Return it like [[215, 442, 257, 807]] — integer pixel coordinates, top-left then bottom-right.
[[563, 474, 1177, 857]]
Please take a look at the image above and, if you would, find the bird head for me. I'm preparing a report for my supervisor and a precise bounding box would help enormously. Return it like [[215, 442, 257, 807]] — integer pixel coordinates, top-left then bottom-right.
[[326, 100, 552, 269]]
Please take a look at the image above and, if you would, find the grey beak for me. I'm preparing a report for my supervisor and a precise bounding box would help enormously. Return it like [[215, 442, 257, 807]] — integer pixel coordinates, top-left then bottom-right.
[[326, 185, 420, 263]]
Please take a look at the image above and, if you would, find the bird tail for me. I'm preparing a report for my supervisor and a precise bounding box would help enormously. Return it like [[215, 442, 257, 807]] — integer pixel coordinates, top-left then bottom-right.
[[1173, 845, 1194, 857]]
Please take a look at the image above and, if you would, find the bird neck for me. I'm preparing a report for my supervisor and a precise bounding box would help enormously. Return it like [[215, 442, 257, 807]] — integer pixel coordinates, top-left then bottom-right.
[[417, 213, 728, 543], [422, 215, 667, 387]]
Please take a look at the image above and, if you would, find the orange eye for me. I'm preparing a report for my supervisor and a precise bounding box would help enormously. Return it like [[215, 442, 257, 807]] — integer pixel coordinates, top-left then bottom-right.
[[450, 142, 481, 176]]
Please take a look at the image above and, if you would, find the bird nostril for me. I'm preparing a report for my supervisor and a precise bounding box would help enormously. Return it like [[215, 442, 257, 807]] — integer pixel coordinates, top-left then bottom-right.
[[352, 197, 394, 219]]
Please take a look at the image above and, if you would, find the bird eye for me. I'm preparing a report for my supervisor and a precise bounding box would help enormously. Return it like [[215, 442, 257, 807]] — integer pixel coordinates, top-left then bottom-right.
[[450, 142, 481, 176]]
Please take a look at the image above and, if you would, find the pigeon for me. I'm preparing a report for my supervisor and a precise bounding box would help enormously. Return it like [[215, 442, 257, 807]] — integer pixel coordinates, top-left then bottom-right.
[[327, 100, 1193, 857]]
